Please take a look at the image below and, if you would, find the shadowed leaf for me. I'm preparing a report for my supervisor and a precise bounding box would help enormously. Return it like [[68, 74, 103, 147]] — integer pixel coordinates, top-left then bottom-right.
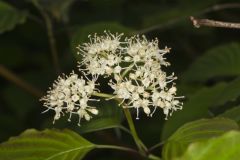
[[0, 1, 27, 33], [183, 43, 240, 82]]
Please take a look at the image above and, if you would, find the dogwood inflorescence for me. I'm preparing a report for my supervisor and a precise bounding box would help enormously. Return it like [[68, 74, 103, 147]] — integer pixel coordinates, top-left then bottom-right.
[[40, 72, 99, 126], [41, 31, 184, 125]]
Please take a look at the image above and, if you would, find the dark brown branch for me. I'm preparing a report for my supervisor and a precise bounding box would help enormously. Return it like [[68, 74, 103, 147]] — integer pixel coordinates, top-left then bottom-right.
[[190, 16, 240, 29], [0, 65, 43, 98]]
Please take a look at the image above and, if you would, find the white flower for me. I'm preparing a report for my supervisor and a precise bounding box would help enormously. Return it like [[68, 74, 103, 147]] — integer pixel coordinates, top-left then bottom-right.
[[77, 31, 123, 76], [40, 71, 99, 126], [106, 34, 184, 120]]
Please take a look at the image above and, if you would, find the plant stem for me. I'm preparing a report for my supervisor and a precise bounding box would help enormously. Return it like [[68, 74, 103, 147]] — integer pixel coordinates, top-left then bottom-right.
[[121, 63, 135, 77], [92, 92, 113, 98], [123, 108, 148, 155], [190, 16, 240, 29], [118, 125, 131, 135], [92, 92, 148, 155], [120, 64, 148, 154], [149, 141, 165, 152], [33, 1, 61, 73], [0, 65, 43, 97], [148, 154, 162, 160], [96, 144, 138, 154]]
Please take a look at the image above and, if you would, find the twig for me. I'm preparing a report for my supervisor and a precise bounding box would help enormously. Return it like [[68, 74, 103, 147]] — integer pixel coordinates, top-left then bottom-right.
[[0, 65, 43, 98], [190, 16, 240, 29], [33, 1, 61, 73]]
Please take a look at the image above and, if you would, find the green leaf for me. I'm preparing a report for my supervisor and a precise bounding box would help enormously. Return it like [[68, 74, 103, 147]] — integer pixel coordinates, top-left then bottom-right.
[[2, 85, 35, 118], [183, 43, 240, 83], [0, 1, 27, 33], [42, 100, 124, 134], [0, 44, 26, 67], [0, 129, 95, 160], [213, 77, 240, 107], [89, 0, 125, 8], [161, 83, 227, 140], [162, 118, 239, 160], [71, 22, 134, 60], [218, 106, 240, 124], [162, 77, 240, 139], [77, 100, 124, 133], [0, 114, 22, 142], [176, 131, 240, 160], [142, 0, 218, 28]]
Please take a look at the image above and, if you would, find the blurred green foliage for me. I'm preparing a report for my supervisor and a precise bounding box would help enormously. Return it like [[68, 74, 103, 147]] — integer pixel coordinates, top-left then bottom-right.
[[0, 0, 240, 159]]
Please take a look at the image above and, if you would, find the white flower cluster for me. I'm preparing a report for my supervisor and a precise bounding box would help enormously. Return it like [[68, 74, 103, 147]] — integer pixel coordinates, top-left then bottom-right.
[[77, 32, 123, 76], [41, 31, 183, 125], [77, 32, 184, 120], [40, 72, 99, 126]]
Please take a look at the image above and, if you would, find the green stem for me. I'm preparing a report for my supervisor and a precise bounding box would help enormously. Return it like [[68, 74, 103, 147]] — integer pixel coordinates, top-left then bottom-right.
[[96, 144, 138, 154], [121, 63, 135, 77], [92, 92, 113, 98], [123, 108, 148, 155], [148, 154, 162, 160], [93, 92, 148, 155], [118, 125, 131, 135], [149, 141, 165, 152]]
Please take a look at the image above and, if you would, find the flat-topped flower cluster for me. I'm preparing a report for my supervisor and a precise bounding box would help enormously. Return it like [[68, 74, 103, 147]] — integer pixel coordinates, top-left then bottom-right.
[[41, 72, 99, 126], [41, 31, 184, 125]]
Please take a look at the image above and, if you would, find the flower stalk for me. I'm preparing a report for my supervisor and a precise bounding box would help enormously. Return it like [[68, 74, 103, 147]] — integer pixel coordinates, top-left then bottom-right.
[[93, 92, 148, 154], [123, 108, 148, 155]]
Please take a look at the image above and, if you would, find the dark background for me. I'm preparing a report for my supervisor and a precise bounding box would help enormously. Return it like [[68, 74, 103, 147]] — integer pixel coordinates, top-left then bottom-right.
[[0, 0, 239, 159]]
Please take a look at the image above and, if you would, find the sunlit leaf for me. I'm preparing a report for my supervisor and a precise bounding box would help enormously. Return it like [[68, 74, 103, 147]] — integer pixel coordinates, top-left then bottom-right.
[[0, 129, 95, 160], [162, 118, 239, 160], [175, 131, 240, 160]]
